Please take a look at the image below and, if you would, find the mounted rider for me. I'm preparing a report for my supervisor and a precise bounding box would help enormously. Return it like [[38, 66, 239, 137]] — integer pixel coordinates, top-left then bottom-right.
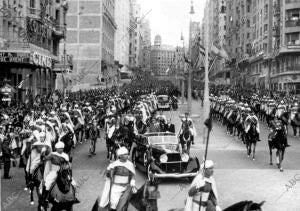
[[290, 102, 300, 137], [244, 108, 260, 141], [42, 141, 75, 204], [26, 130, 52, 179], [185, 160, 222, 211], [179, 112, 197, 145], [268, 114, 290, 147], [99, 147, 137, 210]]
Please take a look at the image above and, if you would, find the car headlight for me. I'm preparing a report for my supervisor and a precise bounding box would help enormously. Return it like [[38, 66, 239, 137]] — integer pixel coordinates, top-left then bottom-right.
[[159, 154, 168, 163], [181, 153, 189, 162]]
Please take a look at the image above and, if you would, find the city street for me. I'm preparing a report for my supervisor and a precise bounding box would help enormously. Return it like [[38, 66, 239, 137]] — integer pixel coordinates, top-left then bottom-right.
[[1, 100, 300, 211]]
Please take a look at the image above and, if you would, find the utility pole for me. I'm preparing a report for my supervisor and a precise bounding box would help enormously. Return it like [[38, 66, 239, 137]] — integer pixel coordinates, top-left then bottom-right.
[[187, 0, 195, 114]]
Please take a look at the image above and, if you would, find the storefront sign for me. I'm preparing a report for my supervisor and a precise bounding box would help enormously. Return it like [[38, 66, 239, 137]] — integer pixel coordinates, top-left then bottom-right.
[[31, 52, 52, 68], [0, 52, 30, 64]]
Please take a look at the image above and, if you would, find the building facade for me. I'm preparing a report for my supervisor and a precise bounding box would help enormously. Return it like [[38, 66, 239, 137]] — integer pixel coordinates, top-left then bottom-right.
[[150, 35, 176, 76], [0, 0, 67, 102], [140, 19, 151, 72], [221, 0, 300, 93], [66, 0, 117, 90], [270, 0, 300, 93], [128, 0, 142, 69], [203, 0, 229, 86], [114, 0, 130, 72]]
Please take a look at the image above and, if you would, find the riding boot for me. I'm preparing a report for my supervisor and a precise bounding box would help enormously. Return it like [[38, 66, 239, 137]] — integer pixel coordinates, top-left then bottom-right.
[[41, 186, 50, 208]]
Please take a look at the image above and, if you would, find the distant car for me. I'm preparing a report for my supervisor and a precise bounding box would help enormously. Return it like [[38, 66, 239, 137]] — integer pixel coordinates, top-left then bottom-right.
[[132, 132, 200, 182], [157, 95, 171, 110]]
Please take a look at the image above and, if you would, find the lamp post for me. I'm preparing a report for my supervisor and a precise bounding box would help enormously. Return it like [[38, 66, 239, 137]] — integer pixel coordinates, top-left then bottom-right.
[[181, 33, 185, 105], [187, 0, 195, 114]]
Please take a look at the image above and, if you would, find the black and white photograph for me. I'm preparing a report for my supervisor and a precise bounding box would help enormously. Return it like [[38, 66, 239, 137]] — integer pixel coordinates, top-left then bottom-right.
[[0, 0, 300, 210]]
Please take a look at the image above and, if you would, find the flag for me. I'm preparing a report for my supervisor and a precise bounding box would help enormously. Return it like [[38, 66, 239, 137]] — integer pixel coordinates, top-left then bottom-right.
[[211, 43, 230, 60], [17, 74, 30, 89]]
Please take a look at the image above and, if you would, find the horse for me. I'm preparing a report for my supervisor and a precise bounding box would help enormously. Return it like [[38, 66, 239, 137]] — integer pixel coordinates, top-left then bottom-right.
[[60, 131, 74, 163], [223, 200, 265, 211], [179, 121, 193, 155], [227, 110, 237, 136], [19, 130, 33, 189], [27, 161, 45, 207], [168, 200, 265, 211], [40, 162, 78, 211], [245, 120, 259, 160], [268, 123, 287, 172], [92, 181, 159, 211], [291, 112, 300, 137]]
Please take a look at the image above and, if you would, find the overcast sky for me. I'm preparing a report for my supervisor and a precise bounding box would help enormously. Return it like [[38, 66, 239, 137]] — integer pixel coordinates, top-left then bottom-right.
[[137, 0, 205, 47]]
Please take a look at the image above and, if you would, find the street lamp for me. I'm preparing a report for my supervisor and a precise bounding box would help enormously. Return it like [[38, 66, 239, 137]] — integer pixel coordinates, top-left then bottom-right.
[[181, 33, 185, 105]]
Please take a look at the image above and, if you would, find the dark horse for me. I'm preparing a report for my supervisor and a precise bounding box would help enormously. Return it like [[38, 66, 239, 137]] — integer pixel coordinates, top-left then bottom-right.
[[179, 121, 193, 155], [268, 124, 287, 172], [91, 181, 159, 211], [168, 200, 265, 211], [40, 162, 78, 211], [245, 120, 259, 160], [223, 200, 265, 211], [60, 131, 74, 163]]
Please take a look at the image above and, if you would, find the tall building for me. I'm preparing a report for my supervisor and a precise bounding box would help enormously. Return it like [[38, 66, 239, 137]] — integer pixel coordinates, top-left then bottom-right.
[[66, 0, 117, 90], [203, 0, 229, 86], [102, 0, 118, 88], [128, 0, 142, 69], [141, 19, 151, 72], [221, 0, 300, 93], [150, 35, 176, 76], [0, 0, 68, 101], [114, 0, 130, 72], [270, 0, 300, 92]]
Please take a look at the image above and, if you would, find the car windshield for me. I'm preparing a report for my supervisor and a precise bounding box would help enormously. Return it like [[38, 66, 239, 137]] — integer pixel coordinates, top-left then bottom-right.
[[148, 136, 177, 145], [158, 96, 168, 101]]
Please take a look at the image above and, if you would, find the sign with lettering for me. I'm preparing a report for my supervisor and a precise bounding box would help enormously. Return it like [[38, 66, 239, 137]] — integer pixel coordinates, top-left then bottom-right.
[[0, 52, 31, 64], [26, 17, 52, 50], [31, 52, 52, 68]]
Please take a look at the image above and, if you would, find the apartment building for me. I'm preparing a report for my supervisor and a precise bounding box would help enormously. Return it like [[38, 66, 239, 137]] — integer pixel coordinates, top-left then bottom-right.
[[0, 0, 68, 101]]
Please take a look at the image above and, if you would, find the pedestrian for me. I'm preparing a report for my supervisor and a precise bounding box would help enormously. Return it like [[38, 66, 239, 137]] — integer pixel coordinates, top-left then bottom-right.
[[89, 119, 98, 156], [2, 136, 14, 179], [184, 160, 222, 211]]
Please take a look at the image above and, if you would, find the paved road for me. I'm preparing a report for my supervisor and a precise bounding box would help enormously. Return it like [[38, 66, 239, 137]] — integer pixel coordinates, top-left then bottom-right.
[[1, 100, 300, 211]]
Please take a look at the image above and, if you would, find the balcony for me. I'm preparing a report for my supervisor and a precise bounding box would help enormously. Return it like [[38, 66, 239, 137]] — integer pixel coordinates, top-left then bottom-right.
[[285, 20, 300, 27], [27, 7, 42, 19], [285, 0, 300, 10], [273, 5, 280, 16], [272, 26, 280, 37]]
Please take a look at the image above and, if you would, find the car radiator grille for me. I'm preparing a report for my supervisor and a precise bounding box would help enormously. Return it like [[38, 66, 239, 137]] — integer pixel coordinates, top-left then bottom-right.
[[167, 153, 181, 162]]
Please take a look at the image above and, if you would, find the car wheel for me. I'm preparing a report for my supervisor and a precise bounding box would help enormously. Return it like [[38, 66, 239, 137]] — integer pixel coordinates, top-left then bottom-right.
[[147, 164, 160, 184]]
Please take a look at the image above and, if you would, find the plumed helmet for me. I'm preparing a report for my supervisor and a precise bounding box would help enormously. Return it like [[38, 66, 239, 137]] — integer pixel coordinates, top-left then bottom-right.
[[55, 141, 65, 149], [117, 147, 129, 156]]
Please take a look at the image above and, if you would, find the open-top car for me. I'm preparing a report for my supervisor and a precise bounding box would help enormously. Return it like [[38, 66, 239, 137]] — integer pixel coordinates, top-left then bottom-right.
[[132, 132, 200, 182]]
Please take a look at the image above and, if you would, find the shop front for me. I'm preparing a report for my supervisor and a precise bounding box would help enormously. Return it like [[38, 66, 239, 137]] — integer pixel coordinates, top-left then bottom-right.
[[0, 50, 55, 102]]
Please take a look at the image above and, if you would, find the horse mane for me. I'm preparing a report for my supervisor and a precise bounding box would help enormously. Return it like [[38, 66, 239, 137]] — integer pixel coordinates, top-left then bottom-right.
[[223, 200, 253, 211]]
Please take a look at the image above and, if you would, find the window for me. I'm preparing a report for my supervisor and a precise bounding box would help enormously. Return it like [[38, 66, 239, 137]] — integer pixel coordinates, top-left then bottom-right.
[[30, 0, 35, 8], [286, 32, 300, 45], [247, 19, 250, 27]]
